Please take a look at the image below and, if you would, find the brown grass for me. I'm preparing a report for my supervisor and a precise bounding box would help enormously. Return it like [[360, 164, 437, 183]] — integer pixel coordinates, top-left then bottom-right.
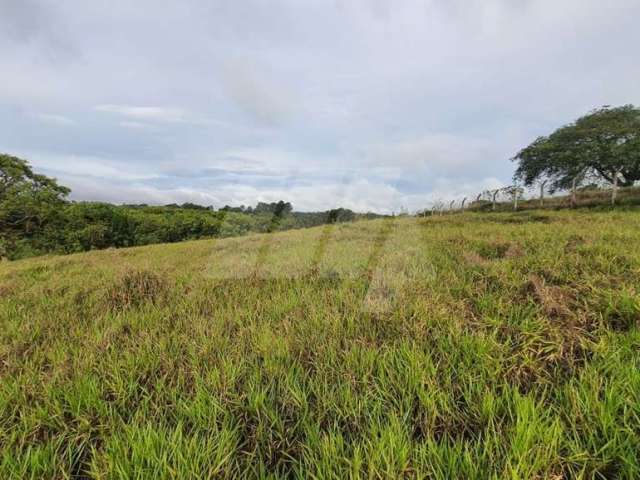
[[525, 274, 574, 320], [0, 283, 13, 298], [106, 270, 169, 312]]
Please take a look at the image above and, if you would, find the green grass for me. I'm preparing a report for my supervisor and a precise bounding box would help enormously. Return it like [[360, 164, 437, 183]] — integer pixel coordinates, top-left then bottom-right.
[[1, 210, 639, 478]]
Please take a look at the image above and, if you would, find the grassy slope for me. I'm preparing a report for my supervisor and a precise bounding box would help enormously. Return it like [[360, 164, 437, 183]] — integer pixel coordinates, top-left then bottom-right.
[[468, 186, 640, 212], [1, 210, 639, 479]]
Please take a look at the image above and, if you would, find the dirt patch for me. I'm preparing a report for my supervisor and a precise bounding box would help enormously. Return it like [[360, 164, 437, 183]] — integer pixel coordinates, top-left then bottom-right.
[[525, 274, 574, 319], [564, 235, 586, 253], [504, 243, 524, 259], [601, 292, 640, 332], [476, 241, 511, 260], [499, 321, 594, 392], [106, 270, 170, 312], [497, 275, 600, 390], [465, 241, 522, 265], [0, 283, 14, 299], [489, 213, 552, 224], [463, 251, 490, 267]]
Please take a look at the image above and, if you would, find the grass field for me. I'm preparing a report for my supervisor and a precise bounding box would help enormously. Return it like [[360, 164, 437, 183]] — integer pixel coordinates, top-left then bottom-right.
[[1, 210, 639, 479]]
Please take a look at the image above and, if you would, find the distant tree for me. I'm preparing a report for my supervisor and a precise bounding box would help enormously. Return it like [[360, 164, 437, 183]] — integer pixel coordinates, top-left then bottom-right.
[[253, 201, 293, 215], [326, 208, 355, 223], [265, 201, 293, 232], [0, 154, 70, 258], [513, 105, 640, 204], [220, 205, 245, 213], [179, 202, 209, 210]]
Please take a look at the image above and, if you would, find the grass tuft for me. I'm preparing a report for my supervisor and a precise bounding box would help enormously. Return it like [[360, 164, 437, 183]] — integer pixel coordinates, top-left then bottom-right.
[[105, 270, 169, 312]]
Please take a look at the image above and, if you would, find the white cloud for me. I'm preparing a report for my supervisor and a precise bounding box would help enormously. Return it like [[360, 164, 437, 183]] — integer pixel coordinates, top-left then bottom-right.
[[361, 134, 498, 173], [27, 153, 159, 182], [219, 59, 297, 127], [95, 105, 191, 123], [31, 113, 76, 126], [28, 150, 507, 212], [1, 0, 639, 211], [118, 121, 156, 130]]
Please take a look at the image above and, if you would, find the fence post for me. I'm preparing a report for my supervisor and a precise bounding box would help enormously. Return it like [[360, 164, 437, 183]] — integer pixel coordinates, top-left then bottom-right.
[[612, 169, 621, 206], [539, 180, 547, 207], [492, 189, 499, 211]]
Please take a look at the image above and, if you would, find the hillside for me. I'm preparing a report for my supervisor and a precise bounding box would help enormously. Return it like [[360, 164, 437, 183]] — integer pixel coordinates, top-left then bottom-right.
[[1, 210, 640, 478], [468, 185, 640, 213]]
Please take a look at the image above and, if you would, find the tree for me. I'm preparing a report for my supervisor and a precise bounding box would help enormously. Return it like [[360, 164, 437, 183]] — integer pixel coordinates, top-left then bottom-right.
[[326, 208, 355, 224], [253, 201, 293, 215], [0, 154, 70, 258], [512, 105, 640, 204]]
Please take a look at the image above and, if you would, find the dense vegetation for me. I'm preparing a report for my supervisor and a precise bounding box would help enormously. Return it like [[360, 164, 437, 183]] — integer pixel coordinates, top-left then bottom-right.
[[1, 210, 639, 478], [0, 154, 370, 260]]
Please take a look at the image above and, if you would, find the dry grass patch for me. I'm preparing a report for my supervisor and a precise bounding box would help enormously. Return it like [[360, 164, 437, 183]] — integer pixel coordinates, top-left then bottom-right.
[[463, 250, 490, 267], [106, 270, 170, 312], [525, 275, 574, 320], [0, 283, 14, 298]]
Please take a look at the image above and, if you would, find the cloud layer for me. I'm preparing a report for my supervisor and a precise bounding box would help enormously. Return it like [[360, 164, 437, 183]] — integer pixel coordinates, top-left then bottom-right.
[[1, 0, 639, 212]]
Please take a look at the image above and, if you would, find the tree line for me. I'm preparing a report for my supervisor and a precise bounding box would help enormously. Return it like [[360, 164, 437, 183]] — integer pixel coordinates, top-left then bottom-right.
[[425, 105, 640, 214], [0, 154, 370, 260]]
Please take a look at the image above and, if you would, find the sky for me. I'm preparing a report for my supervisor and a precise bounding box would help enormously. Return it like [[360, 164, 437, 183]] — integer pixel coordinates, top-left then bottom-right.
[[1, 0, 639, 213]]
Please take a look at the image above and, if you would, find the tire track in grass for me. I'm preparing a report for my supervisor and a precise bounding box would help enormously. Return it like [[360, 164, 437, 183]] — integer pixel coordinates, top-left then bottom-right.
[[360, 216, 398, 314], [309, 221, 336, 276], [252, 208, 288, 279]]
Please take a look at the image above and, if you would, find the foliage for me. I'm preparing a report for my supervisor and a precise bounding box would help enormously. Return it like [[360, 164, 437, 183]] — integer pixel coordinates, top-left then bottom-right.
[[513, 105, 640, 191], [0, 154, 370, 260], [220, 201, 293, 215], [1, 211, 639, 478], [0, 154, 70, 258]]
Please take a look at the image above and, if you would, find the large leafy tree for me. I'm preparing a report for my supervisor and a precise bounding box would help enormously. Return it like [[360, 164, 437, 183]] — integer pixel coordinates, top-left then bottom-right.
[[512, 105, 640, 195], [0, 154, 70, 257]]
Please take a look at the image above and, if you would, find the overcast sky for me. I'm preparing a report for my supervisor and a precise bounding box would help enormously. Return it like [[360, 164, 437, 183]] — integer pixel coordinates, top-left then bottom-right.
[[1, 0, 639, 212]]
